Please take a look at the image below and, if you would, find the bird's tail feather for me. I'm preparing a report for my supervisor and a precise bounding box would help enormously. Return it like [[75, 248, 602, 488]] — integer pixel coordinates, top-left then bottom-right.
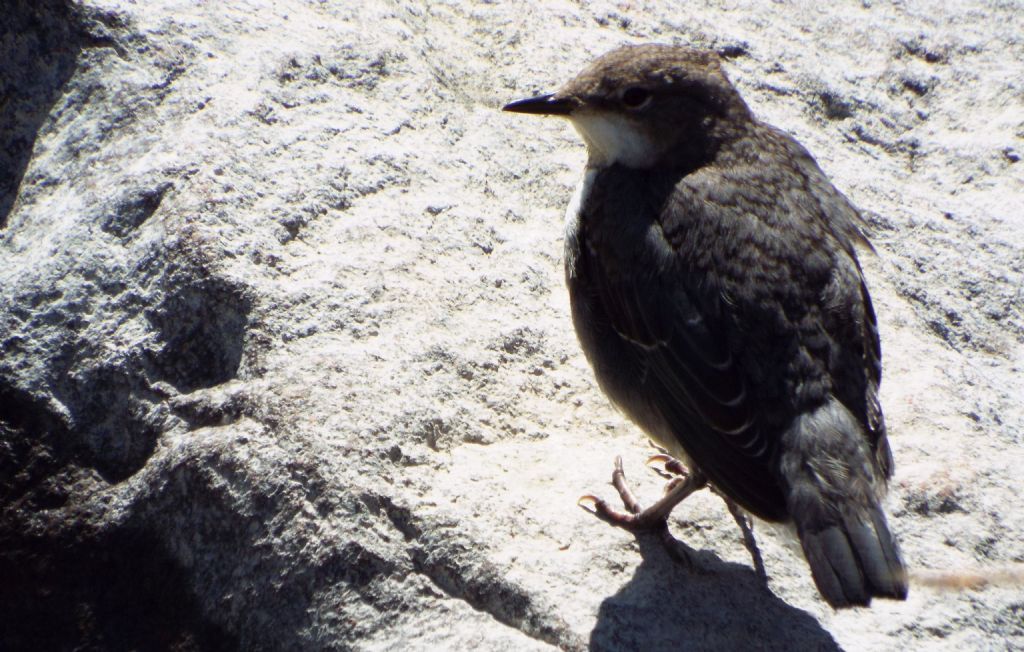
[[781, 399, 908, 608], [798, 506, 908, 608]]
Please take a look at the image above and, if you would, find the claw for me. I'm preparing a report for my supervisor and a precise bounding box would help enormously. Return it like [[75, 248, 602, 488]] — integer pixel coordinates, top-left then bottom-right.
[[646, 454, 673, 466], [646, 454, 673, 479], [578, 495, 600, 512], [612, 455, 625, 474], [647, 454, 689, 479]]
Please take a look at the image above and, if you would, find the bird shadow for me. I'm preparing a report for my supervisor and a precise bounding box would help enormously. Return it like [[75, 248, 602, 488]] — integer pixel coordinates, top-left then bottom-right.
[[589, 530, 842, 652]]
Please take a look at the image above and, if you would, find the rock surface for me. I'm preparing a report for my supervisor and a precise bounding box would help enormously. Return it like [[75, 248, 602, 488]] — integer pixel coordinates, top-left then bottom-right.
[[1, 0, 1022, 650]]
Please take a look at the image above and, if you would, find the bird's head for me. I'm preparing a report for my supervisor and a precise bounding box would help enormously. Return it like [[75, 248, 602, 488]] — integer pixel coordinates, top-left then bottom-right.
[[503, 44, 750, 169]]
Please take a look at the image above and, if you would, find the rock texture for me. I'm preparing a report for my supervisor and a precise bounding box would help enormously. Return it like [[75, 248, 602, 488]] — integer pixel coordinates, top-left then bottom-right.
[[1, 1, 1022, 650]]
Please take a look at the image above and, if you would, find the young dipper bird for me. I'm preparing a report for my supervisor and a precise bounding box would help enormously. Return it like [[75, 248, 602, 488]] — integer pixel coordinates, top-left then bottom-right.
[[503, 44, 908, 608]]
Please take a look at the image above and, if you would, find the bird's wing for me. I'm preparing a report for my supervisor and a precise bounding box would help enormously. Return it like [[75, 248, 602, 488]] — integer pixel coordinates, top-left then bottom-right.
[[770, 131, 893, 480], [598, 264, 791, 518], [833, 262, 892, 479], [578, 166, 791, 520]]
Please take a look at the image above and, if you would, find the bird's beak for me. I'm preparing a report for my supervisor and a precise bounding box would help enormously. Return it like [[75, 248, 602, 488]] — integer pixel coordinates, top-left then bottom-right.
[[502, 93, 575, 116]]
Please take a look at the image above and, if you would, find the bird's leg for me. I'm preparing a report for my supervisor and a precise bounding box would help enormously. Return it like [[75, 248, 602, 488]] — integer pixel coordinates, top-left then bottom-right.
[[712, 487, 768, 585], [649, 453, 768, 583], [579, 455, 707, 530]]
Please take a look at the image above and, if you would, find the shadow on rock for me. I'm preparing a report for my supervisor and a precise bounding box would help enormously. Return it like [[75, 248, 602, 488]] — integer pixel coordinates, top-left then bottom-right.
[[0, 523, 238, 651], [590, 532, 840, 652]]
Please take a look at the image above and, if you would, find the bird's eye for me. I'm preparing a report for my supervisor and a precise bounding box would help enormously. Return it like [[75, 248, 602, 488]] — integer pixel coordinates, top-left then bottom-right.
[[621, 87, 651, 108]]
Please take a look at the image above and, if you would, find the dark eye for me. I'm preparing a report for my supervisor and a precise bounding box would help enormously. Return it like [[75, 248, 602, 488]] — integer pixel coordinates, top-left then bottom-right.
[[621, 87, 651, 108]]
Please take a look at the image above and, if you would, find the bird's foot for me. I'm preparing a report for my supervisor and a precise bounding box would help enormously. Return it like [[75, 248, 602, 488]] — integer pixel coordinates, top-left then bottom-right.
[[579, 456, 768, 580], [579, 456, 708, 567], [578, 455, 707, 530]]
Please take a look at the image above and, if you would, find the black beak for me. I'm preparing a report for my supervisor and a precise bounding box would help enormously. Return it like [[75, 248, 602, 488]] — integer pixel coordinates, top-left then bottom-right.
[[502, 93, 575, 116]]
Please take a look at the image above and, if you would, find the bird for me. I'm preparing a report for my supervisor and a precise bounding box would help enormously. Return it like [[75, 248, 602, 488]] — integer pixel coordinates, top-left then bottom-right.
[[503, 44, 908, 608]]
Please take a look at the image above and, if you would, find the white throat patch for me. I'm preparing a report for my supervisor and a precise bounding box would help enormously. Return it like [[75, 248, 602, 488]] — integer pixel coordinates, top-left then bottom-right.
[[570, 111, 659, 169], [565, 167, 598, 235]]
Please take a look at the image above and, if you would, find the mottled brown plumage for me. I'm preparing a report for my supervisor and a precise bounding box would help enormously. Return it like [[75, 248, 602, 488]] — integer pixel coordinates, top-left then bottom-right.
[[505, 44, 907, 608]]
